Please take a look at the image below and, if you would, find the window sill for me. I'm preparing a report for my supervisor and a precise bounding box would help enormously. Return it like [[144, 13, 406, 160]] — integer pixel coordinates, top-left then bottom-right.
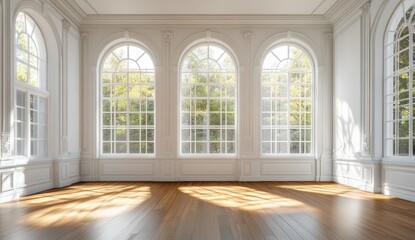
[[98, 154, 156, 160], [260, 155, 316, 160], [382, 157, 415, 166], [0, 157, 53, 168], [178, 154, 238, 160]]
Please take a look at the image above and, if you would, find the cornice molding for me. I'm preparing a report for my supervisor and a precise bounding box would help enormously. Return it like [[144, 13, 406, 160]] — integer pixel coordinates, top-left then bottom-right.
[[49, 0, 336, 27], [49, 0, 84, 27], [80, 14, 331, 26], [325, 0, 370, 27]]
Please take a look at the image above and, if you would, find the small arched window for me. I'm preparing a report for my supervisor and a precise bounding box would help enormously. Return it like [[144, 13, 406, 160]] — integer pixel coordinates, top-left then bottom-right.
[[100, 44, 155, 155], [261, 45, 313, 155], [14, 12, 47, 157], [180, 43, 237, 155], [385, 5, 415, 156]]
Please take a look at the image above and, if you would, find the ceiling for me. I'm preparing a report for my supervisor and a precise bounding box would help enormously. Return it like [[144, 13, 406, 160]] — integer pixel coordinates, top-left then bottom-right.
[[70, 0, 340, 15]]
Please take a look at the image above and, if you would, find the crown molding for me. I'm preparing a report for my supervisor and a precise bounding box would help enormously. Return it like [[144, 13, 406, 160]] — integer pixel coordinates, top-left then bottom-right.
[[325, 0, 370, 27], [49, 0, 85, 27], [49, 1, 334, 28], [79, 14, 331, 26]]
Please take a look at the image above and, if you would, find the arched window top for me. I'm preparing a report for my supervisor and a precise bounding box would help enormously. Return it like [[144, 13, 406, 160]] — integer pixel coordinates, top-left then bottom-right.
[[181, 44, 236, 74], [386, 1, 415, 45], [15, 11, 46, 89], [103, 45, 155, 72], [262, 45, 312, 73]]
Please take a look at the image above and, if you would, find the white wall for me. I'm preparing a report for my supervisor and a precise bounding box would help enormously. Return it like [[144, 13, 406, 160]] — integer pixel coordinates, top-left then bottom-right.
[[332, 0, 381, 193], [0, 0, 81, 202], [79, 20, 333, 182], [67, 33, 81, 157], [334, 19, 361, 158]]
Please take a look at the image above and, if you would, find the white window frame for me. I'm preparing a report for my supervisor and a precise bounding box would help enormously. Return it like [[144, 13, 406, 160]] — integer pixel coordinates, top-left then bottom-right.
[[384, 3, 415, 159], [14, 12, 49, 160], [260, 43, 315, 158], [178, 42, 239, 158], [98, 43, 156, 158], [14, 83, 49, 159]]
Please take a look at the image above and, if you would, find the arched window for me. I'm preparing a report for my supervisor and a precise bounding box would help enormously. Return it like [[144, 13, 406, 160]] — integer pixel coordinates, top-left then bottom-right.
[[261, 45, 313, 155], [100, 44, 155, 155], [180, 44, 237, 155], [14, 12, 47, 157], [385, 4, 415, 156]]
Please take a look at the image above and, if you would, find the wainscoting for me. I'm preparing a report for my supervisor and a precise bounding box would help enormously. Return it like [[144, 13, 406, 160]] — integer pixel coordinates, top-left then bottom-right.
[[0, 158, 80, 203], [80, 158, 318, 182], [383, 161, 415, 202], [333, 159, 381, 193], [0, 160, 53, 203]]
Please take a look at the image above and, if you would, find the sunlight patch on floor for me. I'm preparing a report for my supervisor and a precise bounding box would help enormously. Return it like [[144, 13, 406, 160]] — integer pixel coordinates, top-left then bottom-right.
[[20, 186, 151, 227], [179, 186, 306, 211], [277, 183, 393, 200]]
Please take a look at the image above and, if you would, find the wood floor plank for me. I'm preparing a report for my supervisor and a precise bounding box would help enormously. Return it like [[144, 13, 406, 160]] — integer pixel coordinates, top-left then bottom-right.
[[1, 182, 415, 240]]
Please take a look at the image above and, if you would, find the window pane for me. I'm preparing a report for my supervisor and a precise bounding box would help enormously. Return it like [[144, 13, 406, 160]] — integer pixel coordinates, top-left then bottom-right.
[[16, 12, 45, 90], [100, 44, 155, 154], [261, 46, 313, 155], [385, 6, 415, 156], [180, 44, 237, 155]]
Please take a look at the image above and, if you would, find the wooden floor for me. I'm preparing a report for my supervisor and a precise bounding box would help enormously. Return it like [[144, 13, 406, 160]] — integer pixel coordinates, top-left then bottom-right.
[[1, 182, 415, 240]]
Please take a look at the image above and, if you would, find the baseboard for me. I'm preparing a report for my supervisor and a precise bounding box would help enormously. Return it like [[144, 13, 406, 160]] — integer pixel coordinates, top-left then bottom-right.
[[56, 176, 80, 188], [178, 176, 238, 181], [98, 176, 155, 181], [80, 176, 95, 182]]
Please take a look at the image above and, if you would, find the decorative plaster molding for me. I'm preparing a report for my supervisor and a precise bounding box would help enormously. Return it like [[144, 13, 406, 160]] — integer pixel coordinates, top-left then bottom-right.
[[362, 1, 372, 13], [81, 32, 89, 42], [163, 31, 173, 43], [326, 0, 369, 27], [1, 133, 11, 159], [363, 134, 371, 152], [40, 0, 49, 16], [244, 31, 252, 43]]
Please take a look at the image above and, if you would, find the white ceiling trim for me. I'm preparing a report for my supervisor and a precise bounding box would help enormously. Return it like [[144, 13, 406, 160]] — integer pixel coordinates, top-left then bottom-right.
[[80, 14, 331, 26], [312, 0, 339, 15], [74, 0, 98, 14], [67, 0, 339, 15]]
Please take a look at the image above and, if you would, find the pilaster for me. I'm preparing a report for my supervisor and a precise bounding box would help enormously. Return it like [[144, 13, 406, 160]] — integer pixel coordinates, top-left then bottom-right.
[[60, 19, 71, 158], [358, 1, 373, 159], [161, 31, 173, 157], [241, 31, 254, 156], [319, 32, 334, 181]]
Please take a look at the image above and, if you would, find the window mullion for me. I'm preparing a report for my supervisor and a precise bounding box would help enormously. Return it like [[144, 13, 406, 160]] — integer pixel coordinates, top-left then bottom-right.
[[26, 92, 31, 157], [287, 68, 291, 154], [410, 27, 414, 157]]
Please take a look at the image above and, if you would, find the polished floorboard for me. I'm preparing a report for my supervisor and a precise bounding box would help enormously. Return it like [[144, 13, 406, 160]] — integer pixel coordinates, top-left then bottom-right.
[[0, 182, 415, 240]]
